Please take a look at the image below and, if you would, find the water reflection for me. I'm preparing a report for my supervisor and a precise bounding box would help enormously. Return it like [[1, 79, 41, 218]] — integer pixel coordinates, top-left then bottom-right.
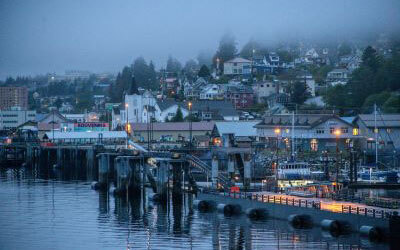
[[0, 165, 391, 249]]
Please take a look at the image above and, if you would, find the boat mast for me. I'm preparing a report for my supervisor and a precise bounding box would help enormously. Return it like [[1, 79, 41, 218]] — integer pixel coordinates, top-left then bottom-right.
[[374, 103, 378, 168], [291, 111, 295, 161]]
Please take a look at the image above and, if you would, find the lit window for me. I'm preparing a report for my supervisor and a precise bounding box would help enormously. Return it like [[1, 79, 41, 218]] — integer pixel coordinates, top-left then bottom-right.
[[352, 128, 359, 136], [374, 128, 378, 134], [310, 139, 318, 151]]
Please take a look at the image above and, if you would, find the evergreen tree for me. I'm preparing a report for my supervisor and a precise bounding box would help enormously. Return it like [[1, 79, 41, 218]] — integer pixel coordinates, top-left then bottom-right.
[[166, 56, 182, 73], [213, 32, 237, 71], [289, 81, 310, 106], [362, 46, 381, 72], [198, 65, 210, 78], [171, 106, 184, 122]]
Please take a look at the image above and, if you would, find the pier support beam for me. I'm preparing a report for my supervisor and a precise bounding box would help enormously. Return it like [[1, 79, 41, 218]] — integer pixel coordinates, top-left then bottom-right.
[[211, 155, 219, 188], [227, 155, 235, 181], [243, 154, 251, 189]]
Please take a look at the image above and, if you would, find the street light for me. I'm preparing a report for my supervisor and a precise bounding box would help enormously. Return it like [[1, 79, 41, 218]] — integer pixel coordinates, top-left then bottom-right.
[[274, 128, 281, 181], [125, 103, 129, 148], [188, 101, 193, 152], [334, 129, 341, 186]]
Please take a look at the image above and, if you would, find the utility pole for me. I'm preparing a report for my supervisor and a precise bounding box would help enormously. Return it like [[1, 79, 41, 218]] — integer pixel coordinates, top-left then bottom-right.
[[188, 101, 192, 152], [125, 103, 129, 149], [374, 103, 378, 168]]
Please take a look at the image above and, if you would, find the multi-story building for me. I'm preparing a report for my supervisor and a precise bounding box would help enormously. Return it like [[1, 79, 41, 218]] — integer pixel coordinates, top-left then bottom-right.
[[223, 57, 252, 75], [224, 84, 254, 109], [327, 69, 350, 86], [252, 81, 278, 103], [0, 87, 28, 110], [0, 108, 36, 130]]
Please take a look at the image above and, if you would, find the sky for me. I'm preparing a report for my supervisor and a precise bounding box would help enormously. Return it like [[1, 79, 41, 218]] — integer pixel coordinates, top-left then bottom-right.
[[0, 0, 399, 79]]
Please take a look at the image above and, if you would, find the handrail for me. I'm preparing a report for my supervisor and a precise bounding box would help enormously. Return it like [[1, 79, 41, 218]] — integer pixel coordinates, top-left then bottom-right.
[[186, 154, 232, 187], [201, 189, 395, 219]]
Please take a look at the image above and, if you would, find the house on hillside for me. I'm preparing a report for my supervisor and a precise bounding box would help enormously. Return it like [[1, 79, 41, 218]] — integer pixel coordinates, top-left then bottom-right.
[[326, 68, 350, 86], [223, 57, 252, 75]]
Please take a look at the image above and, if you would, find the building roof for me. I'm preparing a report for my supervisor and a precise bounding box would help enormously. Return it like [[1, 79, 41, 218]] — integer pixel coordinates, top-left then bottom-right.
[[356, 114, 400, 128], [255, 114, 353, 128], [192, 100, 238, 117], [225, 57, 252, 64], [193, 134, 210, 142], [329, 68, 349, 74], [215, 121, 260, 137], [45, 131, 127, 140], [157, 99, 179, 111], [130, 121, 215, 131]]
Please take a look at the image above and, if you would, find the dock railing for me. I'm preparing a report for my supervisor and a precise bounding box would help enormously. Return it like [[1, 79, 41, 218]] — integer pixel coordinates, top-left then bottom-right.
[[201, 189, 395, 219]]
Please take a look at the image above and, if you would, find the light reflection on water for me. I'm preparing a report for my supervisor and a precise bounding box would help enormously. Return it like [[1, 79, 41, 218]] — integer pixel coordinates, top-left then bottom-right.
[[0, 167, 389, 250]]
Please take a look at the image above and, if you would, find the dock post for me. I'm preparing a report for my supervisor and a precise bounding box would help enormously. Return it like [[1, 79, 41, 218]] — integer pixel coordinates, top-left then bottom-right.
[[227, 154, 235, 181], [211, 155, 219, 188], [57, 147, 62, 167], [96, 153, 109, 190], [243, 153, 251, 189], [157, 161, 169, 201]]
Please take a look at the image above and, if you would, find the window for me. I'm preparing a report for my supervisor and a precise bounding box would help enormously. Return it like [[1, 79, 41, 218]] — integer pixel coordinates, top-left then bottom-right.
[[316, 129, 324, 134], [330, 127, 335, 134], [352, 128, 359, 136], [387, 128, 392, 133], [233, 63, 237, 66], [233, 69, 237, 73], [260, 84, 264, 87], [341, 127, 348, 133], [311, 139, 318, 151], [266, 84, 270, 87]]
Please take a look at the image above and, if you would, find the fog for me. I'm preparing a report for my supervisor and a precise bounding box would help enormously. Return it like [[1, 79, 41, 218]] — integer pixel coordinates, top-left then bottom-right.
[[0, 0, 399, 79]]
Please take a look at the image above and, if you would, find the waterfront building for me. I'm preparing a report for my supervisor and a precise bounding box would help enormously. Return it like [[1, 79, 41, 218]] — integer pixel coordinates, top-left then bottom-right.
[[0, 108, 36, 130], [212, 121, 260, 147], [255, 114, 359, 152], [130, 122, 214, 143], [354, 114, 400, 165], [0, 86, 28, 110], [43, 131, 126, 144]]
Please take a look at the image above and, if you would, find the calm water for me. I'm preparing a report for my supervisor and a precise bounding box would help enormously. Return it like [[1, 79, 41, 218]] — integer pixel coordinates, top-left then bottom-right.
[[0, 166, 389, 250]]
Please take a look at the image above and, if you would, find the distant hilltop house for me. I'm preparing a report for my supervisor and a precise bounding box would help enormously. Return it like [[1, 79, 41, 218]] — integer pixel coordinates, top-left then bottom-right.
[[199, 84, 224, 100], [224, 83, 255, 109], [326, 68, 350, 86], [338, 54, 362, 72], [223, 57, 252, 76], [253, 52, 294, 74], [252, 81, 279, 103]]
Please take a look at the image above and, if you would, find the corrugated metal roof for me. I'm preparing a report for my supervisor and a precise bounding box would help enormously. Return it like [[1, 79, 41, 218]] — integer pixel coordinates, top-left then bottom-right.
[[215, 121, 260, 137], [45, 131, 127, 139], [358, 114, 400, 128], [131, 122, 215, 131]]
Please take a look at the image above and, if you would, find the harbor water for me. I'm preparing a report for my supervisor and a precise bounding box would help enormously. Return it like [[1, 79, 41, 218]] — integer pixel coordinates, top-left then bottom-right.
[[0, 166, 390, 250]]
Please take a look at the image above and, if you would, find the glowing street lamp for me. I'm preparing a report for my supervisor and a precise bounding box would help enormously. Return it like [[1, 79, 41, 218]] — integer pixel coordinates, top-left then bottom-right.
[[334, 128, 341, 185], [188, 101, 193, 151], [125, 103, 129, 148]]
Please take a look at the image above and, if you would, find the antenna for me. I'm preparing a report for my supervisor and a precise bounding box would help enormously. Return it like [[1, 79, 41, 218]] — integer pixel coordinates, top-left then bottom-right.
[[374, 103, 378, 168], [291, 111, 295, 161]]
